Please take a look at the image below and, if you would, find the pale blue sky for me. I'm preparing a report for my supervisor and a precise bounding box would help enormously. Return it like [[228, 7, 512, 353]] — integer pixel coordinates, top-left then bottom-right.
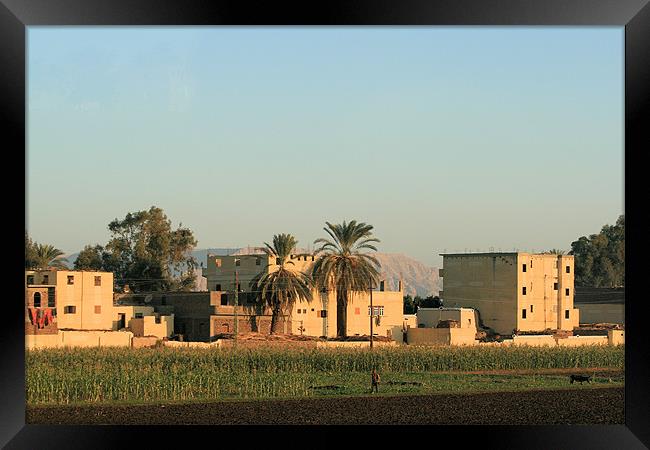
[[27, 27, 624, 267]]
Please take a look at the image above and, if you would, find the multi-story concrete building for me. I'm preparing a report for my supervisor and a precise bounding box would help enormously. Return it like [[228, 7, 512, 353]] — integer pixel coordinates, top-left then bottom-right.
[[25, 270, 115, 332], [202, 249, 404, 339], [438, 252, 579, 335]]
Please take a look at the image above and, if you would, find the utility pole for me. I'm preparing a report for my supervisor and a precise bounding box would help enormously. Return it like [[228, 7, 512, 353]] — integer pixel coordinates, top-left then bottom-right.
[[369, 282, 374, 349], [234, 261, 239, 342]]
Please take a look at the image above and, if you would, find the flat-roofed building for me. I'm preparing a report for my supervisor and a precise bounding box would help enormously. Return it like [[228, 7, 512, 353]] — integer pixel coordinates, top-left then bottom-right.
[[202, 250, 404, 339], [439, 252, 579, 335]]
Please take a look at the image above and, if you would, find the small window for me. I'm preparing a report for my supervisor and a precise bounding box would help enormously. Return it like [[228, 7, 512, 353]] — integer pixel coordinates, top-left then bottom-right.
[[530, 260, 533, 268], [237, 283, 241, 292], [220, 294, 228, 305], [47, 287, 55, 307], [235, 259, 241, 267], [26, 275, 34, 285], [33, 292, 41, 308], [215, 258, 222, 267], [94, 305, 101, 314], [522, 309, 527, 319], [522, 264, 526, 272], [530, 305, 534, 313], [64, 306, 76, 314], [522, 286, 526, 295], [94, 276, 101, 286], [155, 316, 161, 324], [311, 256, 315, 261], [554, 282, 558, 290], [255, 257, 261, 266], [67, 275, 74, 285], [311, 308, 315, 312], [42, 275, 49, 284], [216, 284, 222, 291], [565, 288, 570, 296], [135, 313, 143, 319], [468, 319, 472, 325], [566, 266, 570, 273], [565, 310, 570, 319]]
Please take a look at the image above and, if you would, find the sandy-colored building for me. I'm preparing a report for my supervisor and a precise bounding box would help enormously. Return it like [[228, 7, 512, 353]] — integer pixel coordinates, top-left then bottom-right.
[[439, 252, 579, 335], [202, 250, 404, 339], [26, 270, 115, 333]]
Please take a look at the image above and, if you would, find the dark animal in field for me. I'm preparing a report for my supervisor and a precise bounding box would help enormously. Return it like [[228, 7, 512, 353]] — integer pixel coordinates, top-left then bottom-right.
[[570, 375, 592, 384], [386, 381, 423, 386]]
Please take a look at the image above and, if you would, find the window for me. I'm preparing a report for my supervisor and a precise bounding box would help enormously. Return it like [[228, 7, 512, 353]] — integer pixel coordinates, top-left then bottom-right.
[[565, 288, 570, 296], [64, 306, 76, 314], [522, 309, 527, 319], [33, 292, 41, 308], [368, 306, 384, 316], [255, 257, 261, 266], [566, 266, 571, 273], [522, 286, 526, 295], [468, 319, 472, 325], [135, 313, 143, 319], [522, 264, 526, 272], [94, 276, 101, 286], [42, 275, 49, 284], [565, 310, 570, 319], [215, 258, 222, 268], [530, 305, 534, 313], [220, 294, 228, 305], [237, 283, 241, 292], [155, 316, 161, 324], [47, 287, 55, 307], [319, 310, 328, 318], [67, 275, 74, 285], [311, 308, 315, 312], [235, 259, 241, 267], [554, 282, 558, 290], [216, 284, 222, 291], [530, 260, 533, 268], [94, 305, 101, 314], [26, 275, 34, 285]]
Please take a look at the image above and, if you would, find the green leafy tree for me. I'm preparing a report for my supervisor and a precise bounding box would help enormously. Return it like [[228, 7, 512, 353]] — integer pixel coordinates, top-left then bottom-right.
[[74, 245, 105, 271], [403, 294, 416, 314], [311, 220, 381, 338], [569, 215, 624, 287], [251, 234, 313, 334], [28, 242, 69, 270], [102, 206, 198, 292]]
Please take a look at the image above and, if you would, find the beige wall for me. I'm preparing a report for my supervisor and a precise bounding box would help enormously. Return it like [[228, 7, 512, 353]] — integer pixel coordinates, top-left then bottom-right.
[[416, 308, 477, 329], [113, 306, 155, 330], [608, 330, 625, 345], [406, 327, 477, 346], [142, 314, 174, 338], [577, 303, 624, 325], [441, 253, 579, 335], [26, 330, 133, 349]]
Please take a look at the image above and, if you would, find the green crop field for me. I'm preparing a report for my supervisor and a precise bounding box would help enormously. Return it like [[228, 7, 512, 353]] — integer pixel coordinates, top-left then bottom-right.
[[26, 345, 624, 406]]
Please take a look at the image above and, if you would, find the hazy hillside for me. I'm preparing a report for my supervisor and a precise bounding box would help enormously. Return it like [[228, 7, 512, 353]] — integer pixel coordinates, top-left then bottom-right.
[[65, 248, 440, 297]]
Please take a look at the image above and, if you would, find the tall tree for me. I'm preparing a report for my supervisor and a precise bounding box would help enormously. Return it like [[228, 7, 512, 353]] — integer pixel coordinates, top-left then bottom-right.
[[74, 245, 105, 271], [25, 232, 37, 269], [28, 242, 69, 270], [311, 220, 381, 338], [569, 215, 624, 287], [251, 234, 313, 334], [102, 206, 198, 292]]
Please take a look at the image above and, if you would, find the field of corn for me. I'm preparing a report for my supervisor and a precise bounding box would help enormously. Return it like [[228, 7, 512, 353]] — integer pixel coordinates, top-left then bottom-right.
[[26, 345, 624, 406]]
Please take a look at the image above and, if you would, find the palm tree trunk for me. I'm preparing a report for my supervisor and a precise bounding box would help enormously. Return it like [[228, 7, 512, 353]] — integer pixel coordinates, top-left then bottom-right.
[[336, 289, 347, 338], [270, 305, 280, 334]]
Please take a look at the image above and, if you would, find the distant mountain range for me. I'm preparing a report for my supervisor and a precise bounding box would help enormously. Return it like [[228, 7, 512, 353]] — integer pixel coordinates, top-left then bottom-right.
[[64, 248, 440, 297]]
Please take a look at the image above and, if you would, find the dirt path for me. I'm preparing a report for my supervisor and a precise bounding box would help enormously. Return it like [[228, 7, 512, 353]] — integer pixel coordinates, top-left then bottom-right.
[[27, 387, 624, 425]]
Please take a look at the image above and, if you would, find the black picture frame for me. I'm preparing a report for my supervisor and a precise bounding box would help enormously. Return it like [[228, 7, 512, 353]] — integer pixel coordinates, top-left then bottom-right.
[[2, 0, 648, 447]]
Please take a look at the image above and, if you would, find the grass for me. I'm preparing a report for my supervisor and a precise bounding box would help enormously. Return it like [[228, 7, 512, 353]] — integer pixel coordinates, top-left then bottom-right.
[[26, 345, 625, 406]]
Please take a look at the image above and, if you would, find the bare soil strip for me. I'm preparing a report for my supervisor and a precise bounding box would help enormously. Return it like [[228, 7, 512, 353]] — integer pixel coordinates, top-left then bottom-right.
[[27, 387, 623, 425]]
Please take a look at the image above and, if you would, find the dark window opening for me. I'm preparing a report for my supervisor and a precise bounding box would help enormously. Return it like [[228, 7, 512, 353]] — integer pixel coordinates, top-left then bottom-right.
[[522, 286, 526, 295], [33, 292, 41, 308], [216, 284, 222, 291], [26, 275, 34, 285], [235, 259, 241, 267], [522, 264, 526, 272], [135, 313, 143, 319], [530, 305, 534, 313], [221, 294, 228, 305], [42, 275, 49, 284], [94, 276, 101, 286], [565, 310, 570, 319], [554, 282, 558, 290], [522, 309, 527, 319], [64, 306, 76, 314], [47, 287, 55, 307], [67, 275, 74, 285], [320, 310, 327, 318], [155, 316, 161, 324], [566, 266, 570, 273], [565, 288, 570, 296]]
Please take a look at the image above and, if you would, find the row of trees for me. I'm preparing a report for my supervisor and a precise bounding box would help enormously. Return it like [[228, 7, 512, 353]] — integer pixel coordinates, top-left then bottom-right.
[[403, 295, 442, 314], [569, 215, 624, 288]]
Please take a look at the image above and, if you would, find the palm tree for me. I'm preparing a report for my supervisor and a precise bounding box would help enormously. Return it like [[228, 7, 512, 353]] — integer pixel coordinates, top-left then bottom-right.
[[544, 249, 566, 255], [30, 243, 69, 270], [251, 234, 313, 334], [311, 220, 381, 338]]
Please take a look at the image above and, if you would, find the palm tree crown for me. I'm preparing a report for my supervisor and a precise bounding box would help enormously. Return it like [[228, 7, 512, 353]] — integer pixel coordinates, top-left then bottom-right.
[[29, 243, 69, 270], [251, 233, 313, 334], [311, 220, 381, 337]]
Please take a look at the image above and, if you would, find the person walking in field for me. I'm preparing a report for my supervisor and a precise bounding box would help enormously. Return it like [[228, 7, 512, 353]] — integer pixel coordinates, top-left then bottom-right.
[[371, 369, 381, 393]]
